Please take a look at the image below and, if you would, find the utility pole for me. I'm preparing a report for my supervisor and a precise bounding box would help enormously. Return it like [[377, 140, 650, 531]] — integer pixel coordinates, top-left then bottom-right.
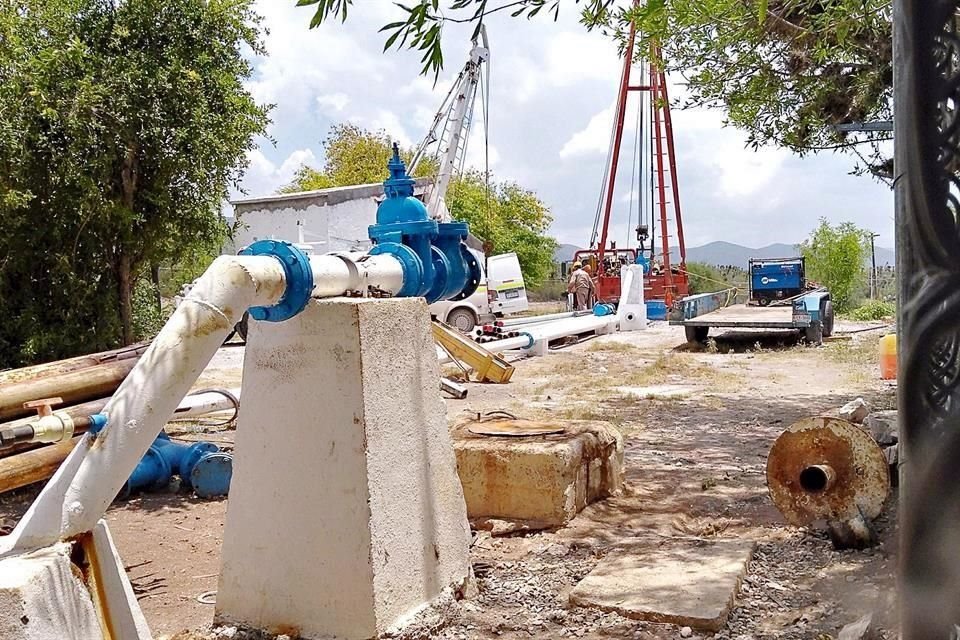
[[869, 232, 879, 299]]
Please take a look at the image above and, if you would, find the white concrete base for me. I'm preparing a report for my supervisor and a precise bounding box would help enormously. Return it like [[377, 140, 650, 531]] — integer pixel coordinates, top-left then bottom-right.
[[0, 543, 101, 640], [619, 265, 647, 331], [0, 521, 152, 640], [216, 297, 471, 640]]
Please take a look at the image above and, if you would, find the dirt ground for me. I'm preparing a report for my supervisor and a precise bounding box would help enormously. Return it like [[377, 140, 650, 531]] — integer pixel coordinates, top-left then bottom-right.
[[0, 319, 897, 640]]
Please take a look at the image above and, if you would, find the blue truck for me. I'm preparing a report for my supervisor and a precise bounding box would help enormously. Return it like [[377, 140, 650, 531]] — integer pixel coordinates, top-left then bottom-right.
[[669, 257, 835, 345]]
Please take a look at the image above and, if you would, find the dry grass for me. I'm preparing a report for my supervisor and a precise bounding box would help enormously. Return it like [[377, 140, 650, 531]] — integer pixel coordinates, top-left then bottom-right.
[[823, 337, 877, 366], [586, 340, 639, 354]]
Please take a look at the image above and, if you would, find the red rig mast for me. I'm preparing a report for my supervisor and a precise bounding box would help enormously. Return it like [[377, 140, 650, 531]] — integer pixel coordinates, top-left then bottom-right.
[[574, 2, 689, 306]]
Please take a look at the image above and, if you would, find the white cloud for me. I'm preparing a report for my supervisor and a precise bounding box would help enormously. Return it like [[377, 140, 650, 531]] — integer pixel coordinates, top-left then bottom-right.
[[316, 92, 350, 114], [236, 2, 893, 250], [240, 148, 317, 198], [559, 105, 615, 158]]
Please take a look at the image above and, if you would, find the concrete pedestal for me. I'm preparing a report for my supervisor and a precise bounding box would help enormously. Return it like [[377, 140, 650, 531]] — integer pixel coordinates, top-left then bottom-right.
[[619, 265, 647, 331], [216, 298, 471, 639]]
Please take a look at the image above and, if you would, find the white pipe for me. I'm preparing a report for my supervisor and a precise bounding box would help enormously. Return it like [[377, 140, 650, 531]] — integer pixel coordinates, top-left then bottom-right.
[[173, 388, 240, 419], [497, 311, 580, 327], [4, 249, 405, 554], [437, 314, 617, 365]]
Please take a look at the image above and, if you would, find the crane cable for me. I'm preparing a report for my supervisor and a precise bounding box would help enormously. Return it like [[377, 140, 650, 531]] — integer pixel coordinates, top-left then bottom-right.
[[589, 96, 621, 249], [479, 36, 492, 226], [625, 83, 642, 250]]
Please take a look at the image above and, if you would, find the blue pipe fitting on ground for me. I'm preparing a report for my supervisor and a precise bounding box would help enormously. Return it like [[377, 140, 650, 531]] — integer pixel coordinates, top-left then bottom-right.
[[123, 432, 233, 499], [368, 144, 478, 302], [239, 239, 314, 322]]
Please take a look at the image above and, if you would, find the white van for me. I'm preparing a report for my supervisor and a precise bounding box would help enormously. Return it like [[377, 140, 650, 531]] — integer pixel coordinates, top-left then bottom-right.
[[430, 251, 528, 332]]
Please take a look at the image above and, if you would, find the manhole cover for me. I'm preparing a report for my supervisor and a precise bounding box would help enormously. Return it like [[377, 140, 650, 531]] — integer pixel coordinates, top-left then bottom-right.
[[467, 419, 566, 437]]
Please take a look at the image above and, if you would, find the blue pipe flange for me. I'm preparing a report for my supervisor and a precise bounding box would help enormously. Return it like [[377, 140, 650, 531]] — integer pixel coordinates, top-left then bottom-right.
[[449, 244, 482, 302], [189, 452, 233, 499], [369, 242, 423, 298], [239, 240, 314, 322], [519, 332, 535, 349]]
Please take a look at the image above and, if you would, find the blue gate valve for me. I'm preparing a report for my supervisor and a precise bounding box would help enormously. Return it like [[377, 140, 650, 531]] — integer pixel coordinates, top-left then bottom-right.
[[368, 144, 480, 302], [123, 432, 233, 499]]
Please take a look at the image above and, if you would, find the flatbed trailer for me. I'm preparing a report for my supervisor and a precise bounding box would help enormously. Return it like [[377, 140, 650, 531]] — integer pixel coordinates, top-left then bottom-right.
[[669, 288, 835, 345]]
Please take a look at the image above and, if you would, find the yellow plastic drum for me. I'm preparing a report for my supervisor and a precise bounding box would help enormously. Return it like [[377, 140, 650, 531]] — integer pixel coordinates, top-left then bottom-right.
[[879, 334, 897, 380]]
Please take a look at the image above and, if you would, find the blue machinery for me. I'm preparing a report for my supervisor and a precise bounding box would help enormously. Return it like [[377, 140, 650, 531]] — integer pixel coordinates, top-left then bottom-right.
[[121, 147, 481, 499]]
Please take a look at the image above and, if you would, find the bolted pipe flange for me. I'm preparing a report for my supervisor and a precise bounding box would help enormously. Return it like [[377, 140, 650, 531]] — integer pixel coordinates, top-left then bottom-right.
[[767, 416, 890, 548], [239, 240, 314, 322]]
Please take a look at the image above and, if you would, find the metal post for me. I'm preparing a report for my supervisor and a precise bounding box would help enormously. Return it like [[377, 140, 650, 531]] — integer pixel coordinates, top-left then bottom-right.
[[869, 232, 879, 299], [895, 1, 960, 637]]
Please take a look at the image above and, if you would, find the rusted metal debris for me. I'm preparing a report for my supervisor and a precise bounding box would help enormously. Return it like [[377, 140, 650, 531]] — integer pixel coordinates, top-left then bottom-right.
[[766, 416, 890, 549]]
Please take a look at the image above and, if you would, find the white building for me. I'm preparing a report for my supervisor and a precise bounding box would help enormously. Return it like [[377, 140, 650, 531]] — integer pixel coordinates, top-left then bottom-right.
[[231, 179, 438, 254]]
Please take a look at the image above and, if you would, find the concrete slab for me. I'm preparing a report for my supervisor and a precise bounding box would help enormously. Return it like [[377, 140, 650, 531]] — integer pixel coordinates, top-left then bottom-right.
[[452, 420, 624, 529], [0, 543, 102, 640], [569, 538, 755, 632]]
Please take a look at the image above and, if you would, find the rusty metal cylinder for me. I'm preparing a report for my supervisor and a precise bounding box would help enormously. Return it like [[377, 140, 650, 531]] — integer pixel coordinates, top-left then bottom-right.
[[0, 359, 137, 421]]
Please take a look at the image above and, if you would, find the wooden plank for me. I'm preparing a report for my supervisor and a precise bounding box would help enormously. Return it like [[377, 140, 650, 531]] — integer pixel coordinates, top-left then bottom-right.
[[432, 322, 515, 384]]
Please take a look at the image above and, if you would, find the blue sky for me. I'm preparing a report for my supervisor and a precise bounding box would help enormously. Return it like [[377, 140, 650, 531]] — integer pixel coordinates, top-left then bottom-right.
[[236, 1, 895, 250]]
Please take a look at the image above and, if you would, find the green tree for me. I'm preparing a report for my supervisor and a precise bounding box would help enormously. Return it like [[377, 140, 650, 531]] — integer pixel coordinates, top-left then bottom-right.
[[301, 1, 891, 173], [685, 262, 726, 295], [281, 124, 558, 287], [279, 124, 436, 193], [798, 219, 868, 312], [0, 0, 267, 365], [447, 172, 558, 287]]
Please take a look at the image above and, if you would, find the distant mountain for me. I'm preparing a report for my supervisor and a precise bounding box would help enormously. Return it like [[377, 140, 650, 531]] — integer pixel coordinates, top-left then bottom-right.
[[554, 243, 584, 263], [668, 241, 895, 269]]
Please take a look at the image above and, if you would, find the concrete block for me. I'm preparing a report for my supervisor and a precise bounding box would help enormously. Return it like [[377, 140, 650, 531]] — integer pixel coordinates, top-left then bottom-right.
[[569, 538, 755, 632], [0, 543, 102, 640], [216, 297, 471, 640], [452, 420, 624, 528]]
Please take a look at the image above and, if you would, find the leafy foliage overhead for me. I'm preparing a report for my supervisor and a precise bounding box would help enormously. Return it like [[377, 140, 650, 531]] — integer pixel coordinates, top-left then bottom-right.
[[0, 0, 268, 366], [300, 0, 892, 174]]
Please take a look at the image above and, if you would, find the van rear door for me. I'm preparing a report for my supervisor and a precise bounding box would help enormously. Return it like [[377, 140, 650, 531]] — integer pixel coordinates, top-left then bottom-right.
[[486, 253, 528, 315]]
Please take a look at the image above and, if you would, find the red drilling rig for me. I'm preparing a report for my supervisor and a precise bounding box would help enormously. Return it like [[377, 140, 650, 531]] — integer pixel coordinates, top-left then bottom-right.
[[574, 3, 689, 308]]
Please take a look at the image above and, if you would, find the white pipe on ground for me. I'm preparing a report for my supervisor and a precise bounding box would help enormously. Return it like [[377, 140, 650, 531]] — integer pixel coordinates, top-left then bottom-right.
[[437, 314, 617, 365], [3, 250, 404, 555], [497, 311, 581, 327], [174, 388, 241, 419]]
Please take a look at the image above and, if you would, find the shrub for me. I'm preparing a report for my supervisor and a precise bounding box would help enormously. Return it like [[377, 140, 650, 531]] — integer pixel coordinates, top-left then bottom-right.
[[849, 299, 896, 321]]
